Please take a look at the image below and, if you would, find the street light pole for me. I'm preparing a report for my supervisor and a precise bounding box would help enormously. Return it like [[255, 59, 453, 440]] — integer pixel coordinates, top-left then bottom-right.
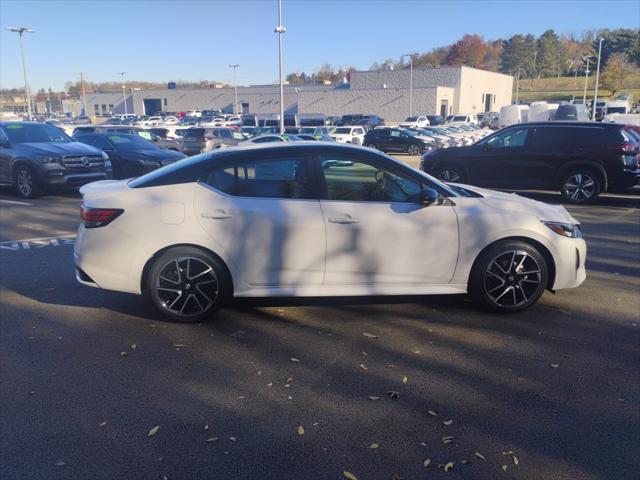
[[582, 56, 590, 105], [592, 38, 604, 121], [572, 68, 579, 102], [80, 72, 88, 117], [118, 72, 128, 115], [515, 69, 521, 104], [229, 64, 239, 114], [275, 0, 286, 134], [403, 53, 416, 117], [6, 27, 34, 120]]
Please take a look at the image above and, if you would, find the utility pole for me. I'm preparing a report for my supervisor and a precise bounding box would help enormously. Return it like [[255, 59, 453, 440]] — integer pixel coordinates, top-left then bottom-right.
[[592, 38, 604, 121], [229, 64, 239, 114], [80, 72, 88, 117], [118, 72, 128, 115], [5, 27, 34, 120], [572, 69, 579, 102], [275, 0, 286, 134], [514, 69, 521, 104], [582, 56, 590, 105], [403, 53, 417, 117]]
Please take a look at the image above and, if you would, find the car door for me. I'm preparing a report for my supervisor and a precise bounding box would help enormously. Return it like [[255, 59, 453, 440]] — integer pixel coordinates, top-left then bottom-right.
[[316, 152, 459, 286], [0, 128, 12, 182], [194, 153, 325, 287], [388, 130, 406, 152], [469, 126, 532, 187]]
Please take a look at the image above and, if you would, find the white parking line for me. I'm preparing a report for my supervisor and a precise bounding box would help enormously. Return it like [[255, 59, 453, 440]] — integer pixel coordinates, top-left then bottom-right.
[[0, 234, 76, 251], [0, 199, 33, 206]]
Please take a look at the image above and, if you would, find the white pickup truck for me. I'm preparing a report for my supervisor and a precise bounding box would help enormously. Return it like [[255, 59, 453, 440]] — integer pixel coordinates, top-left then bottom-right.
[[329, 126, 366, 145]]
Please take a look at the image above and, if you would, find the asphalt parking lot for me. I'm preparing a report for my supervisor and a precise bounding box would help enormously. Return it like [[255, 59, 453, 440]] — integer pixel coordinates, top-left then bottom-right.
[[0, 168, 639, 480]]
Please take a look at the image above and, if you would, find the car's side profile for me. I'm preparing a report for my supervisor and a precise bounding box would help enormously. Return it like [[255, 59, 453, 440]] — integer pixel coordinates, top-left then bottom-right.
[[75, 142, 586, 322]]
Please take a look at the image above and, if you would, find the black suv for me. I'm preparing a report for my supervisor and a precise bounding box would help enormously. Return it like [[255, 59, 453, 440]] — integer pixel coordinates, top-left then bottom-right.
[[420, 122, 640, 203], [0, 121, 110, 198], [364, 128, 435, 155]]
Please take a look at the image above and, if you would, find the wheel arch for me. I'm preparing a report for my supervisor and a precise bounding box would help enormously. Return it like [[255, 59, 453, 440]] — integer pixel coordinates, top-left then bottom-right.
[[469, 236, 556, 291], [140, 243, 234, 295], [432, 159, 470, 180], [557, 160, 608, 192]]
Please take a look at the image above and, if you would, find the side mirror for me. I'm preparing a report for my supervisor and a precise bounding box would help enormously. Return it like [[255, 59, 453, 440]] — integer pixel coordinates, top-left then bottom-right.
[[420, 187, 440, 206]]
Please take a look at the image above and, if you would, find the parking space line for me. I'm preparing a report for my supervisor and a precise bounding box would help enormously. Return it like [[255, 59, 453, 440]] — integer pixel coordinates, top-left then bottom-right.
[[0, 199, 33, 206], [0, 234, 76, 251]]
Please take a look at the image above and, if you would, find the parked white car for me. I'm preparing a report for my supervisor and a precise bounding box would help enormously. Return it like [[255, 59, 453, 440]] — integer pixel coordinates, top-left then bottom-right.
[[75, 143, 586, 322], [528, 102, 559, 122], [499, 105, 529, 128], [447, 114, 479, 125], [330, 126, 366, 145], [399, 116, 430, 128]]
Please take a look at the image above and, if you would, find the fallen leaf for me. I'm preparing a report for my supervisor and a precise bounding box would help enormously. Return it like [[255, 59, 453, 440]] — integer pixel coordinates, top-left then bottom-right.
[[387, 390, 400, 399], [387, 364, 397, 368], [206, 437, 218, 442], [298, 426, 305, 435], [359, 364, 368, 371], [99, 421, 107, 428], [55, 460, 65, 467], [502, 465, 508, 472], [130, 344, 137, 350], [474, 452, 486, 461], [363, 332, 377, 338], [441, 436, 454, 444], [442, 420, 454, 426], [428, 410, 438, 416], [267, 382, 273, 387], [229, 436, 237, 442], [368, 396, 380, 401], [120, 351, 128, 357], [501, 450, 513, 456], [313, 422, 319, 426], [550, 364, 559, 368], [423, 458, 432, 467], [444, 462, 455, 472], [286, 377, 294, 383], [461, 460, 470, 464], [361, 351, 368, 356], [204, 424, 209, 431], [343, 471, 358, 480], [513, 455, 519, 465], [290, 357, 300, 363], [402, 376, 408, 384], [391, 475, 402, 480], [148, 425, 160, 437], [173, 343, 186, 347]]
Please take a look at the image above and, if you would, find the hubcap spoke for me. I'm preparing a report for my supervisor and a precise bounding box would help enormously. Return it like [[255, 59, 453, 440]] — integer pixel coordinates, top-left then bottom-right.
[[484, 250, 542, 308]]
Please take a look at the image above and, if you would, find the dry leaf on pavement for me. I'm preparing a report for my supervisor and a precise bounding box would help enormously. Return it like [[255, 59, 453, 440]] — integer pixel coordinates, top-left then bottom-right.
[[362, 332, 377, 338], [444, 462, 454, 472], [343, 471, 358, 480], [298, 426, 305, 435], [474, 452, 486, 461], [148, 425, 160, 437]]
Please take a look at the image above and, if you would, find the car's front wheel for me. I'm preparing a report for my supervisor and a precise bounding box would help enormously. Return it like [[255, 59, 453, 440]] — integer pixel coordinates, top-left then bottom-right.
[[560, 169, 601, 203], [469, 240, 548, 313], [433, 163, 466, 183], [407, 144, 421, 156], [146, 246, 232, 322], [14, 164, 44, 198]]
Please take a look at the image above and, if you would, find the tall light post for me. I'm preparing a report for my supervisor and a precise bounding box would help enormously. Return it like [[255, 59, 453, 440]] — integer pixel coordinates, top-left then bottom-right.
[[572, 68, 579, 102], [80, 72, 88, 117], [592, 38, 604, 121], [403, 53, 417, 117], [514, 69, 521, 104], [275, 0, 286, 134], [229, 64, 239, 114], [118, 72, 128, 115], [5, 26, 34, 120], [582, 56, 591, 105]]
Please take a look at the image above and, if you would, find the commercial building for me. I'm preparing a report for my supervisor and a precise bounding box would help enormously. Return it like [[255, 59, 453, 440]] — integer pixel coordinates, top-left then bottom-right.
[[83, 66, 513, 122]]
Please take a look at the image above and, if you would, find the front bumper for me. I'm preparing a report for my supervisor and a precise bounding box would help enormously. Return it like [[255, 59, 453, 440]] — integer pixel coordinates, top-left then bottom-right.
[[551, 237, 587, 290]]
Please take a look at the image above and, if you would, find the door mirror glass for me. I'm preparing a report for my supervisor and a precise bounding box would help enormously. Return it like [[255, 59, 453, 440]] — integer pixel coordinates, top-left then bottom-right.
[[420, 187, 440, 206]]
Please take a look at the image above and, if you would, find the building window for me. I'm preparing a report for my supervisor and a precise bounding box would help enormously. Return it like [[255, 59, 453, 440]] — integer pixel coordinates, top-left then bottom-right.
[[101, 104, 107, 115], [94, 105, 100, 114], [163, 98, 167, 107]]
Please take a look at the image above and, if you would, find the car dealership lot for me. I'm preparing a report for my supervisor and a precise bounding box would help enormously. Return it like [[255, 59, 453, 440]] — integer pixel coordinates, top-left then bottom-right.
[[0, 181, 638, 479]]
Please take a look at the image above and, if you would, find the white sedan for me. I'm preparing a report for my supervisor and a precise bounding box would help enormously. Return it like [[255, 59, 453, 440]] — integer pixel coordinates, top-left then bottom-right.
[[74, 142, 586, 322]]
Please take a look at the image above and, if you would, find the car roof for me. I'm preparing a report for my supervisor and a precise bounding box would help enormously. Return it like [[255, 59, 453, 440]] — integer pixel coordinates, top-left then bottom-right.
[[515, 121, 619, 128]]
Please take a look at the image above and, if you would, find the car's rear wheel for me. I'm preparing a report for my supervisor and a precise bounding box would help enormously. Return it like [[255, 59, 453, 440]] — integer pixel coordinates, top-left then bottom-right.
[[560, 169, 601, 204], [433, 163, 466, 183], [407, 144, 420, 156], [366, 143, 379, 150], [14, 164, 44, 198], [469, 240, 548, 313], [146, 246, 232, 323]]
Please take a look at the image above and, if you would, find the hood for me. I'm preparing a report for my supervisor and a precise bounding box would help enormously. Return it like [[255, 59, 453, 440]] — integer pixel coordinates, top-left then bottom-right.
[[452, 183, 578, 224], [126, 149, 187, 162], [19, 141, 102, 157]]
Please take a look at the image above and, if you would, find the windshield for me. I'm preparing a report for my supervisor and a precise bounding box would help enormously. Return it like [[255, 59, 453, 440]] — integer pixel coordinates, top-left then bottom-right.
[[1, 123, 72, 143], [107, 134, 158, 151], [445, 126, 463, 133], [452, 116, 467, 122], [405, 117, 418, 122], [334, 128, 351, 134]]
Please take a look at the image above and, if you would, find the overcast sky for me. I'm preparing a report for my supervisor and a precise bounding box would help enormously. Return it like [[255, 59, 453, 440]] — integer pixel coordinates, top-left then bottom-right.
[[1, 0, 638, 91]]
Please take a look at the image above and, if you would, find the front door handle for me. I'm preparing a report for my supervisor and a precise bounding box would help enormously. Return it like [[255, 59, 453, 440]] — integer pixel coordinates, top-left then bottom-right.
[[201, 209, 232, 220], [328, 214, 358, 224]]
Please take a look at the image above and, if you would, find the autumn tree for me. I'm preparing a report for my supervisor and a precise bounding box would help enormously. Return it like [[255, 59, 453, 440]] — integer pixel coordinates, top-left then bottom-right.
[[445, 34, 486, 68], [600, 53, 638, 95]]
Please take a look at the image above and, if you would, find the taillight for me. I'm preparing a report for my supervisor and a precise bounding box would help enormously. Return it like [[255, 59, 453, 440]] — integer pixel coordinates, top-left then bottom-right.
[[610, 141, 637, 154], [81, 206, 123, 228], [205, 135, 214, 141]]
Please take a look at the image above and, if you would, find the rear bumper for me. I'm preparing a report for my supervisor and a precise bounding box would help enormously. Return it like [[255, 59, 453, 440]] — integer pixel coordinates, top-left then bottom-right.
[[608, 168, 640, 189]]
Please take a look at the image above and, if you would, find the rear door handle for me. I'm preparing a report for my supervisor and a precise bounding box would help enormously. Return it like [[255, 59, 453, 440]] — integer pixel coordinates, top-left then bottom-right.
[[201, 209, 232, 219], [328, 214, 358, 224]]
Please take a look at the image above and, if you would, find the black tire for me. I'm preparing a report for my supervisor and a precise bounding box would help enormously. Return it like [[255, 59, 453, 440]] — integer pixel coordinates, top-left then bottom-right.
[[407, 144, 421, 156], [560, 169, 601, 204], [366, 143, 379, 150], [145, 246, 232, 323], [433, 163, 467, 183], [469, 240, 548, 313], [13, 163, 44, 198]]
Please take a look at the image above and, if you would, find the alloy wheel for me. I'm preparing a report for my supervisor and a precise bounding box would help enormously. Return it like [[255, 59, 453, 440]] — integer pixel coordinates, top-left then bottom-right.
[[155, 257, 219, 318], [438, 169, 462, 183], [408, 145, 420, 155], [483, 250, 542, 308], [16, 167, 33, 197], [562, 173, 596, 202]]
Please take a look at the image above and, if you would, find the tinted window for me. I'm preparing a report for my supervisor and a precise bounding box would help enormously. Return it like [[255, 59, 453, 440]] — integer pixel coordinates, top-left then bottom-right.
[[183, 129, 206, 138], [319, 157, 422, 202], [2, 123, 72, 143], [485, 127, 529, 148], [79, 136, 112, 150], [532, 126, 620, 148], [107, 134, 158, 150], [204, 157, 313, 199]]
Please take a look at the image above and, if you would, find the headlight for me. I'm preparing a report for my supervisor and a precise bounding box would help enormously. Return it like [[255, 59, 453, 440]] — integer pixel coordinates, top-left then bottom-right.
[[543, 221, 582, 238], [36, 155, 61, 164], [101, 151, 109, 160]]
